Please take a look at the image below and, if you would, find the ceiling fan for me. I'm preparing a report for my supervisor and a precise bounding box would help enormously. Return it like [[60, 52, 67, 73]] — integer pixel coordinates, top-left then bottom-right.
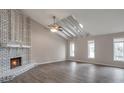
[[48, 16, 63, 32]]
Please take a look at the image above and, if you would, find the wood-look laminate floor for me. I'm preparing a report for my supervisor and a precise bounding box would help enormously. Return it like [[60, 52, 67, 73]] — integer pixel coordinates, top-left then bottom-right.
[[7, 61, 124, 83]]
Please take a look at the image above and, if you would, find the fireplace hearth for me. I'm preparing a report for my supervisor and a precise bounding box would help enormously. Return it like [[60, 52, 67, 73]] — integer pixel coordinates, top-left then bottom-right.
[[10, 57, 22, 69]]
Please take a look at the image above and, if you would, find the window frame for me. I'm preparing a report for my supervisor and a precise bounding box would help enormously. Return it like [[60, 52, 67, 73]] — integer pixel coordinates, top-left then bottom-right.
[[113, 38, 124, 62], [88, 40, 95, 59], [70, 42, 75, 57]]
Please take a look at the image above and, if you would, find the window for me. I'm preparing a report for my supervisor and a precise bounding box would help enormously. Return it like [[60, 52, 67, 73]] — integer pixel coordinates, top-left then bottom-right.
[[113, 38, 124, 61], [70, 42, 75, 57], [88, 40, 95, 58]]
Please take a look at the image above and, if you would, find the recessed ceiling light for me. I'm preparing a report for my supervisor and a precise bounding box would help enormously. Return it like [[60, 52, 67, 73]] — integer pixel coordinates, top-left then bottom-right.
[[79, 23, 83, 28]]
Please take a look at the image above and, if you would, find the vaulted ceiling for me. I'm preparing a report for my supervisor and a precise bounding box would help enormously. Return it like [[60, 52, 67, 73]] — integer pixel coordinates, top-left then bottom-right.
[[21, 9, 124, 38]]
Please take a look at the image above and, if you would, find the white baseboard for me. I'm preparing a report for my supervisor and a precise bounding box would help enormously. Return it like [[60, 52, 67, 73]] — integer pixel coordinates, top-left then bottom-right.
[[33, 59, 66, 65], [73, 60, 124, 68]]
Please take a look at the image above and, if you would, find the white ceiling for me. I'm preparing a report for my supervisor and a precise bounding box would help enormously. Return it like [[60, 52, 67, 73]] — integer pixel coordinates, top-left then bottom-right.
[[22, 9, 124, 35]]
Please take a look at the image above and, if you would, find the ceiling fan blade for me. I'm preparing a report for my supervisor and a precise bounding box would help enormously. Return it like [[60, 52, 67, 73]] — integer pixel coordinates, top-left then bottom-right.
[[58, 27, 63, 31], [59, 29, 63, 31]]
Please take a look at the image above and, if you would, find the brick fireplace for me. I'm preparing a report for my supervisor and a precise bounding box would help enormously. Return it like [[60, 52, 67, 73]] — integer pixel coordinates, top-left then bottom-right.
[[0, 9, 34, 82]]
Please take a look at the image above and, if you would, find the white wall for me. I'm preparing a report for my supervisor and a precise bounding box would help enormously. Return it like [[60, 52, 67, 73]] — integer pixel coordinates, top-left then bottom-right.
[[67, 32, 124, 68], [31, 20, 67, 64], [30, 19, 124, 68]]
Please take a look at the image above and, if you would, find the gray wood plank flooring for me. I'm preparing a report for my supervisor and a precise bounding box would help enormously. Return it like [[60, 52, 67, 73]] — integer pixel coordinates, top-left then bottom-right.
[[7, 61, 124, 83]]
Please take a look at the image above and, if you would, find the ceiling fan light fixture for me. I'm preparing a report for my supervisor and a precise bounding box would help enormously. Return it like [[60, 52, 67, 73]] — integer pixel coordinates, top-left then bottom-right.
[[49, 16, 62, 32], [50, 28, 58, 32]]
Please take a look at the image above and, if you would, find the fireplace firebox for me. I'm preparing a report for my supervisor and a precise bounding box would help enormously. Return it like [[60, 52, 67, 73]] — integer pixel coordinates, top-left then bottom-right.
[[10, 57, 22, 69]]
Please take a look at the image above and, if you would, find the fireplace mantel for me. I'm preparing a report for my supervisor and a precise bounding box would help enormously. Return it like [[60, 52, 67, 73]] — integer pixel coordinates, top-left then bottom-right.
[[0, 43, 31, 48]]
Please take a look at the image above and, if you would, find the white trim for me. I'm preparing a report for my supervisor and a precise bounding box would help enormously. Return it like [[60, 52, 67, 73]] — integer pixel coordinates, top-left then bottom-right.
[[33, 59, 66, 65], [88, 40, 95, 59], [113, 38, 124, 62], [73, 60, 124, 68]]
